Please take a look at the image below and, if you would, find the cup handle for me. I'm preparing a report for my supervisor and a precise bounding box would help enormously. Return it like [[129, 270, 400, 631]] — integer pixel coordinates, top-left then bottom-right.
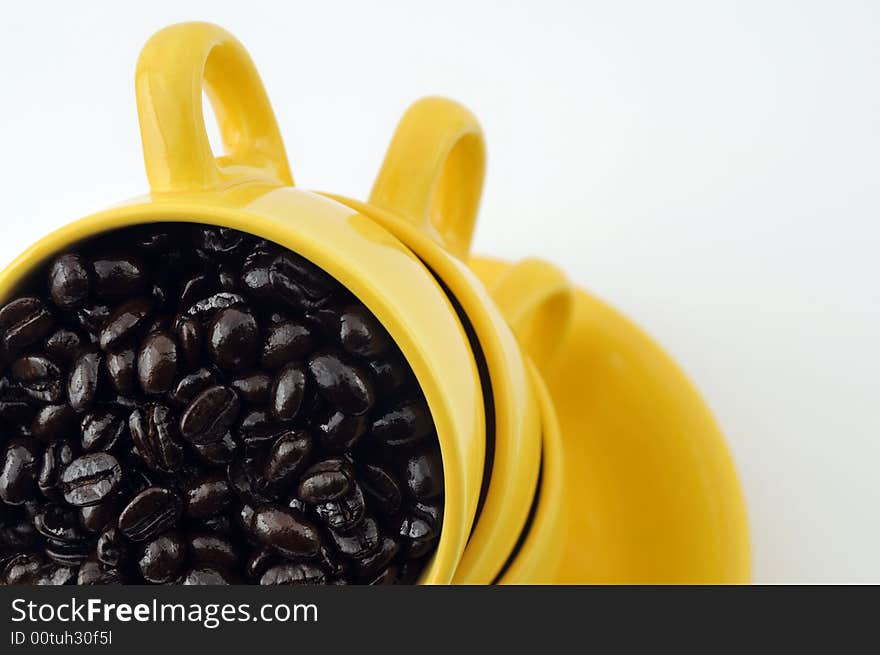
[[489, 258, 574, 368], [135, 22, 293, 194], [369, 97, 486, 260]]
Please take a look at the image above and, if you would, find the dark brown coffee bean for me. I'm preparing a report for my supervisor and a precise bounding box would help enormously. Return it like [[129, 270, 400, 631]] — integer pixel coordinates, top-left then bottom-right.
[[192, 432, 237, 466], [241, 248, 275, 299], [298, 458, 354, 504], [183, 471, 231, 519], [371, 398, 434, 446], [118, 486, 183, 542], [0, 439, 41, 505], [251, 504, 321, 558], [44, 328, 84, 363], [271, 363, 306, 420], [230, 371, 271, 405], [96, 527, 126, 568], [358, 463, 402, 515], [313, 484, 366, 532], [168, 367, 217, 408], [91, 254, 147, 300], [307, 352, 375, 416], [99, 297, 154, 351], [261, 321, 315, 370], [397, 502, 442, 558], [60, 452, 122, 507], [129, 404, 183, 473], [207, 307, 259, 371], [260, 562, 325, 585], [137, 331, 178, 395], [269, 251, 339, 305], [175, 316, 202, 371], [182, 567, 232, 585], [180, 385, 240, 445], [31, 404, 76, 443], [329, 516, 381, 560], [189, 532, 238, 571], [104, 347, 137, 395], [48, 254, 91, 310], [138, 531, 186, 583], [405, 447, 444, 500], [0, 297, 55, 360], [314, 409, 367, 452], [66, 348, 102, 411], [81, 410, 126, 451], [12, 355, 64, 403], [339, 304, 390, 357], [38, 439, 77, 501], [263, 430, 312, 493]]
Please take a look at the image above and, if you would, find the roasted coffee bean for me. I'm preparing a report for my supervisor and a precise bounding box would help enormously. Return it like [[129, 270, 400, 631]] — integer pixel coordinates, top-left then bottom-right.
[[313, 484, 366, 532], [185, 292, 246, 323], [271, 363, 306, 420], [96, 527, 126, 568], [298, 458, 354, 504], [34, 504, 87, 544], [307, 352, 375, 416], [261, 562, 325, 586], [192, 432, 238, 466], [261, 321, 315, 370], [251, 504, 321, 558], [304, 307, 340, 342], [339, 304, 391, 357], [77, 556, 124, 585], [138, 531, 186, 583], [193, 225, 247, 257], [12, 355, 64, 403], [0, 438, 41, 505], [241, 248, 275, 299], [228, 458, 270, 507], [44, 328, 84, 363], [263, 430, 312, 493], [168, 367, 217, 407], [38, 439, 77, 501], [175, 316, 202, 371], [237, 408, 278, 445], [368, 355, 414, 398], [99, 297, 154, 351], [183, 471, 231, 519], [329, 516, 381, 560], [189, 532, 238, 571], [179, 272, 217, 309], [230, 371, 271, 405], [180, 385, 239, 445], [118, 486, 182, 542], [91, 254, 147, 300], [371, 398, 434, 446], [48, 253, 91, 310], [207, 307, 259, 371], [397, 502, 442, 558], [137, 331, 178, 395], [0, 297, 54, 359], [129, 405, 184, 473], [182, 567, 232, 585], [81, 411, 125, 452], [270, 251, 339, 305], [405, 447, 444, 500], [67, 348, 102, 411], [60, 453, 122, 507], [74, 303, 112, 336], [105, 348, 137, 395], [31, 404, 76, 443], [356, 536, 400, 578], [315, 409, 367, 452], [358, 463, 403, 515], [79, 495, 121, 533]]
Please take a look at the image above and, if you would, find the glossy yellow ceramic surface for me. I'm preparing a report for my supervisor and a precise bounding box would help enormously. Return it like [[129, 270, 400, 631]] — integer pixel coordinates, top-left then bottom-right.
[[324, 98, 543, 584], [470, 257, 751, 583], [0, 23, 487, 585]]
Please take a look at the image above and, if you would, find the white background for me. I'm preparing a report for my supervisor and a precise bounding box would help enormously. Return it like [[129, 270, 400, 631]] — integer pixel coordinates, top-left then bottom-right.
[[1, 1, 878, 582]]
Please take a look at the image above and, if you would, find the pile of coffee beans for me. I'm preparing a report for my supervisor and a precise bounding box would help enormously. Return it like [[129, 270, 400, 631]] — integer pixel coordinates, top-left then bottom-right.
[[0, 223, 443, 584]]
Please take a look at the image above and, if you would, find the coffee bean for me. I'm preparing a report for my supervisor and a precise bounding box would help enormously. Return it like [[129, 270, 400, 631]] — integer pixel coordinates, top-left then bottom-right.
[[44, 328, 84, 363], [356, 536, 400, 578], [251, 504, 321, 558], [183, 471, 231, 519], [0, 439, 41, 505], [230, 371, 271, 405], [81, 411, 126, 452], [263, 430, 312, 492], [12, 355, 64, 403], [118, 486, 183, 542], [358, 463, 402, 515], [179, 272, 217, 309], [182, 567, 232, 585], [68, 348, 102, 411], [339, 304, 391, 357], [270, 251, 339, 305], [175, 316, 202, 371], [185, 292, 246, 323], [314, 409, 367, 452], [397, 502, 442, 558], [96, 527, 126, 568], [271, 363, 306, 420], [0, 297, 54, 359], [137, 331, 178, 395], [329, 516, 381, 559], [78, 495, 120, 533], [74, 303, 112, 336], [138, 531, 186, 583], [368, 355, 414, 397], [192, 432, 238, 466], [193, 225, 247, 257], [371, 398, 434, 446], [261, 320, 315, 370], [60, 453, 122, 507], [77, 556, 124, 585], [99, 297, 154, 351], [246, 548, 277, 581], [307, 352, 375, 415], [405, 447, 444, 500], [260, 562, 325, 585], [129, 404, 184, 473], [38, 439, 77, 501], [313, 484, 366, 532], [33, 504, 87, 543], [298, 458, 354, 504], [91, 254, 147, 300], [104, 348, 137, 395], [31, 404, 76, 443], [48, 253, 91, 310], [3, 553, 76, 585], [189, 532, 238, 571], [168, 367, 217, 408], [241, 248, 275, 299], [179, 385, 239, 445], [207, 307, 259, 371]]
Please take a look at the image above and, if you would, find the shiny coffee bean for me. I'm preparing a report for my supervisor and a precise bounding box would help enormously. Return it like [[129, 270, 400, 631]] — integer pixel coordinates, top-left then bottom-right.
[[38, 439, 77, 501], [261, 562, 325, 586], [129, 404, 184, 473], [397, 502, 442, 558], [96, 527, 126, 568], [81, 411, 126, 451], [44, 328, 84, 363], [31, 404, 76, 443], [118, 486, 183, 542], [189, 532, 238, 571], [74, 303, 112, 336], [313, 484, 366, 532], [179, 385, 239, 445], [99, 297, 154, 351], [207, 307, 259, 371], [270, 251, 338, 305], [329, 516, 381, 559], [314, 409, 367, 452], [271, 363, 306, 420], [175, 316, 202, 371], [179, 272, 217, 309], [240, 248, 275, 299], [77, 556, 123, 585], [230, 371, 271, 405], [33, 504, 87, 543], [356, 536, 400, 578], [91, 254, 147, 300], [0, 297, 54, 362], [261, 320, 315, 370], [193, 225, 247, 257], [183, 471, 231, 519], [79, 495, 121, 533], [60, 453, 122, 507], [246, 548, 277, 581], [105, 347, 137, 395], [307, 352, 375, 416], [168, 367, 217, 407], [298, 458, 354, 504], [67, 348, 102, 411], [339, 304, 390, 357], [262, 430, 312, 493], [358, 463, 403, 515], [371, 398, 434, 446], [0, 439, 41, 505], [138, 531, 186, 583], [48, 253, 91, 310], [12, 355, 64, 403], [405, 447, 444, 500], [137, 331, 178, 395], [182, 567, 232, 585], [251, 504, 321, 558]]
